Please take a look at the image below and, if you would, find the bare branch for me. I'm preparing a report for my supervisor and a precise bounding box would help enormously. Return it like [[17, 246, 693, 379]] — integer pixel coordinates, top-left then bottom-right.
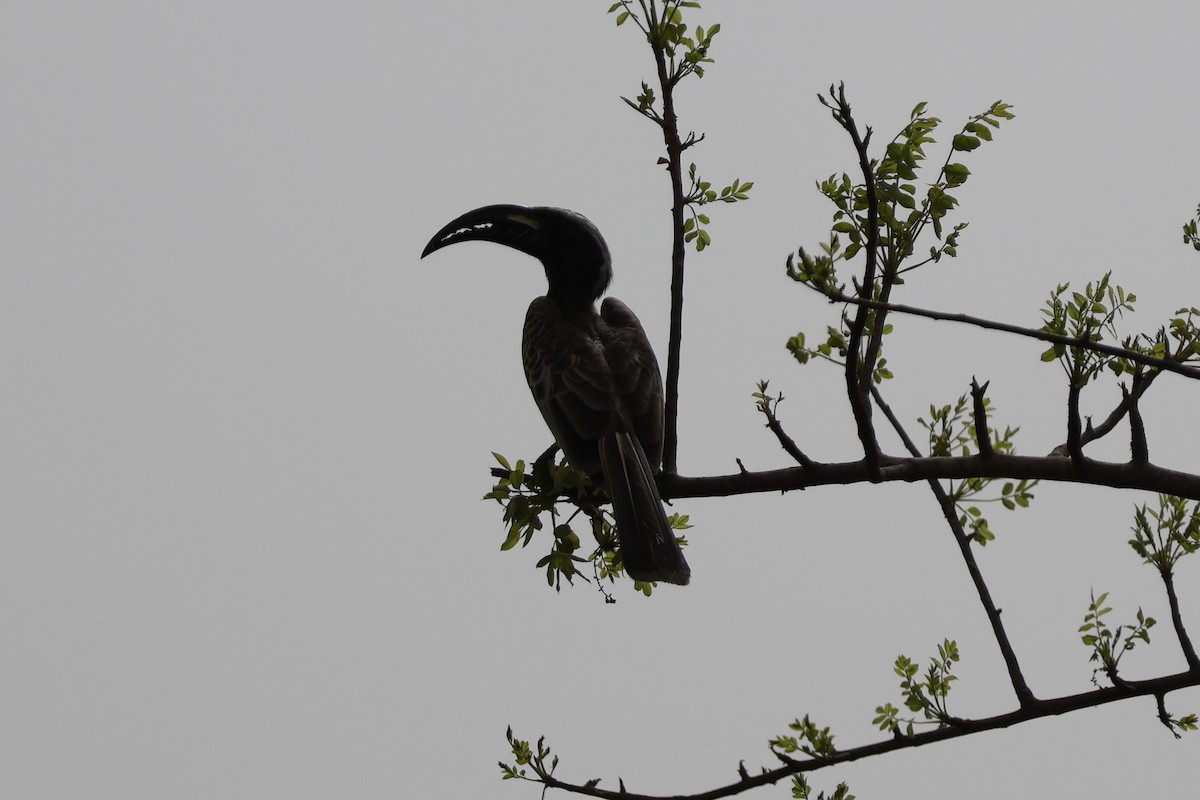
[[754, 384, 819, 470], [1076, 369, 1157, 451], [1125, 382, 1149, 464], [1162, 568, 1200, 671], [661, 455, 1200, 503], [813, 290, 1200, 381], [1066, 382, 1086, 467], [969, 378, 994, 458]]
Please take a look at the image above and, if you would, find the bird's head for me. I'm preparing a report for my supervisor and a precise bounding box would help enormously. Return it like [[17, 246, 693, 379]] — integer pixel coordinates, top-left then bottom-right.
[[421, 204, 613, 308]]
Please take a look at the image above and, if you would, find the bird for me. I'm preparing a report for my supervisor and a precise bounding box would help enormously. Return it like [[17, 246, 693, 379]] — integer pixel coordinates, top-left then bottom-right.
[[421, 204, 691, 585]]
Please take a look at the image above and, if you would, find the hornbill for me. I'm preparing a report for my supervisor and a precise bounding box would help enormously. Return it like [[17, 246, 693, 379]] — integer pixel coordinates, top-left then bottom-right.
[[421, 204, 691, 585]]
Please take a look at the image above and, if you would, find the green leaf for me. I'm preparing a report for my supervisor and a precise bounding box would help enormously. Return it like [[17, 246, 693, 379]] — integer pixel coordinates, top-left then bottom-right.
[[500, 526, 522, 551], [943, 163, 970, 186], [951, 134, 981, 152]]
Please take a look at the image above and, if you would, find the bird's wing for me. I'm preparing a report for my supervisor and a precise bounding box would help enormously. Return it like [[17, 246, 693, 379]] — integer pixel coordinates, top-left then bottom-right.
[[522, 297, 620, 478], [599, 297, 665, 471]]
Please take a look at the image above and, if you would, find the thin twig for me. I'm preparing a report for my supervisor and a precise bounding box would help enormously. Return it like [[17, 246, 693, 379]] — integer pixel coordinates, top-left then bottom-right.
[[816, 290, 1200, 381], [652, 16, 688, 475], [823, 84, 881, 466], [1075, 369, 1157, 451], [757, 397, 818, 470]]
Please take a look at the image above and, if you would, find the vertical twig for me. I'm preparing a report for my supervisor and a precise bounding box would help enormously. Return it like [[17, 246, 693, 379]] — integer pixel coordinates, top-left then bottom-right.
[[825, 85, 881, 466], [641, 3, 687, 476], [970, 378, 994, 458], [1124, 381, 1148, 464], [1066, 381, 1085, 466]]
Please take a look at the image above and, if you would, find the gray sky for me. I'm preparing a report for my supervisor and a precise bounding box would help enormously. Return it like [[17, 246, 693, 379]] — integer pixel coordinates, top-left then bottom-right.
[[4, 1, 1199, 797]]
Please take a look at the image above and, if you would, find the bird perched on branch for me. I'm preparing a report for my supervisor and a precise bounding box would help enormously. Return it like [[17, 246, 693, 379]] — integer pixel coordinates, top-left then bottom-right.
[[421, 204, 690, 585]]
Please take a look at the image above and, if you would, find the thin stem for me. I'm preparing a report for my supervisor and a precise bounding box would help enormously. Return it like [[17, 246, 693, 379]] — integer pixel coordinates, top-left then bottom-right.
[[1078, 370, 1156, 451], [816, 290, 1200, 381], [650, 10, 687, 476], [824, 85, 881, 464], [758, 404, 819, 470]]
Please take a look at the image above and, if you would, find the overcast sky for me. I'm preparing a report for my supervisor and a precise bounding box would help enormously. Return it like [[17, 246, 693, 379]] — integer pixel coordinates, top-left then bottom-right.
[[4, 2, 1199, 798]]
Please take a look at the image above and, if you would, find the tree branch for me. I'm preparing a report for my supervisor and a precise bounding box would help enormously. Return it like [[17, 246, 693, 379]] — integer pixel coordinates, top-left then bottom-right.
[[661, 455, 1200, 503], [814, 290, 1200, 381], [969, 378, 994, 458], [754, 387, 819, 470], [1125, 381, 1149, 464], [1162, 568, 1200, 671], [501, 453, 1200, 518], [1074, 369, 1156, 452], [530, 668, 1200, 800], [822, 84, 882, 466], [1066, 381, 1086, 466]]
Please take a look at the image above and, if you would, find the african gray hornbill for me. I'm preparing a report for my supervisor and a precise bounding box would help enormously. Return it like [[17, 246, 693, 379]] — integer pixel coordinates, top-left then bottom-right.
[[421, 204, 691, 585]]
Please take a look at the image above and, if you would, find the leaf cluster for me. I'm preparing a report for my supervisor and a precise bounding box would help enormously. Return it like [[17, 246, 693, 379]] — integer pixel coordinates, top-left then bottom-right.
[[1039, 272, 1138, 385], [683, 162, 753, 251], [1184, 203, 1200, 251], [486, 452, 689, 595], [873, 639, 960, 734], [609, 1, 717, 82], [1036, 278, 1200, 391], [798, 99, 1014, 294], [499, 726, 558, 783], [1078, 590, 1155, 683], [751, 379, 784, 418], [486, 452, 597, 589], [1128, 494, 1200, 575], [784, 325, 892, 384], [791, 775, 855, 800], [770, 714, 837, 760], [788, 100, 1014, 382], [1162, 307, 1200, 362]]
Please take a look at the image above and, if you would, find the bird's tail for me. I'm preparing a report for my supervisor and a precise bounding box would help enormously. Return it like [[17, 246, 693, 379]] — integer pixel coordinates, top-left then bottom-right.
[[599, 431, 691, 585]]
